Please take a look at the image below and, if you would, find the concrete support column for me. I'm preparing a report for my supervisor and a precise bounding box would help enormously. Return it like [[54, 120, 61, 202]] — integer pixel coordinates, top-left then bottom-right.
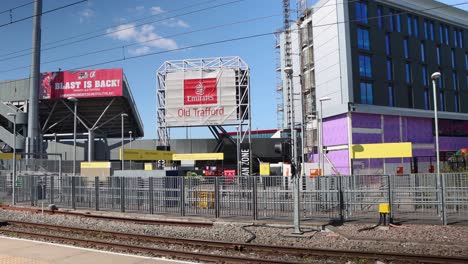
[[88, 130, 95, 162]]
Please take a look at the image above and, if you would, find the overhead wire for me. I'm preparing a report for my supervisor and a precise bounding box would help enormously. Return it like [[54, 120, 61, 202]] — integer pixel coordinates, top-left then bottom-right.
[[0, 1, 467, 81], [0, 14, 281, 74], [0, 1, 33, 15], [0, 0, 245, 60], [0, 0, 87, 29]]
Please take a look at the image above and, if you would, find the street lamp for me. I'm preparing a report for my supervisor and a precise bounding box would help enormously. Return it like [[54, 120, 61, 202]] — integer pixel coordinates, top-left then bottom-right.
[[319, 97, 331, 175], [121, 113, 128, 170], [67, 97, 78, 176], [7, 113, 17, 205], [431, 72, 447, 225]]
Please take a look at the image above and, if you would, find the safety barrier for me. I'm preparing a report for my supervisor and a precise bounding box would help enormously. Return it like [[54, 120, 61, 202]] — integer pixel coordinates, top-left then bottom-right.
[[0, 173, 467, 224]]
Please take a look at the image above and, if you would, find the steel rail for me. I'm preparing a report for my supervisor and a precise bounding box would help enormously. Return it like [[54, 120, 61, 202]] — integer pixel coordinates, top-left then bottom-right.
[[4, 221, 468, 264], [0, 229, 293, 264], [0, 206, 213, 227]]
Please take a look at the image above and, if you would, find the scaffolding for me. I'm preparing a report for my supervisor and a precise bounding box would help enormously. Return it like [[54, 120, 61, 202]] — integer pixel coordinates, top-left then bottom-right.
[[156, 57, 251, 175]]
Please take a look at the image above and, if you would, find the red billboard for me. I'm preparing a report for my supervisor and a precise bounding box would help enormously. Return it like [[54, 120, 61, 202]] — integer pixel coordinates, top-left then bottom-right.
[[40, 68, 123, 99], [183, 78, 218, 105]]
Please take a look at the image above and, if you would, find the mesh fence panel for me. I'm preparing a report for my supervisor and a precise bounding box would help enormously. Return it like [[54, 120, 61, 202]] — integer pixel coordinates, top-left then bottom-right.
[[0, 173, 467, 223]]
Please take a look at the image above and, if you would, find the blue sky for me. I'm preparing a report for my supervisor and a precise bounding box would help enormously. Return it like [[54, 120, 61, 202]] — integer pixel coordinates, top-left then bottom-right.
[[0, 0, 466, 139]]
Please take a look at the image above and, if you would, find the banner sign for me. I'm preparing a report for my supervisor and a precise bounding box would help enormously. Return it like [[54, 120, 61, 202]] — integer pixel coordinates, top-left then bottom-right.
[[240, 143, 251, 176], [40, 68, 123, 99], [165, 69, 237, 127], [259, 162, 270, 176]]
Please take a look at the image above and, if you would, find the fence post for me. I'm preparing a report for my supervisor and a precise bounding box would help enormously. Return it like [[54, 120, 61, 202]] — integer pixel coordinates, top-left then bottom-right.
[[252, 176, 258, 220], [120, 177, 125, 213], [440, 173, 447, 225], [338, 176, 344, 223], [149, 177, 154, 214], [50, 176, 54, 205], [215, 177, 220, 218], [387, 174, 394, 222], [30, 176, 35, 206], [180, 176, 185, 217], [95, 177, 99, 211], [71, 177, 76, 210]]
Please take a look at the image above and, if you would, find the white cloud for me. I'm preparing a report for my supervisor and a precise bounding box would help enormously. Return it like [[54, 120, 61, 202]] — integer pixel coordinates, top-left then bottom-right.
[[150, 6, 165, 15], [106, 23, 178, 52], [162, 18, 190, 28], [78, 8, 95, 23], [129, 46, 151, 55]]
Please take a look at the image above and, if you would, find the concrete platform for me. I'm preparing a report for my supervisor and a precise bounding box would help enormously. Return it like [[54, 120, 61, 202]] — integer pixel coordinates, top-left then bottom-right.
[[0, 236, 192, 264]]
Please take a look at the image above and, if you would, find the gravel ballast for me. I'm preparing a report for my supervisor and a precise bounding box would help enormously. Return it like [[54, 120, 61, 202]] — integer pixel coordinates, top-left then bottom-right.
[[1, 208, 467, 260]]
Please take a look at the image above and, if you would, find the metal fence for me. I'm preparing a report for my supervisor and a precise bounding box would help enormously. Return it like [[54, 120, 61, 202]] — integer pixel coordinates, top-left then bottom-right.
[[1, 173, 467, 224]]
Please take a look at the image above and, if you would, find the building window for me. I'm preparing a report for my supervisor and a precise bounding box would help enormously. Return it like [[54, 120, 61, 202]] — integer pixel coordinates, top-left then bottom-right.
[[359, 55, 372, 77], [455, 94, 459, 112], [413, 17, 419, 37], [424, 89, 430, 110], [465, 53, 468, 70], [404, 38, 409, 59], [360, 82, 373, 104], [422, 66, 428, 86], [430, 22, 435, 40], [355, 2, 368, 24], [357, 28, 370, 50], [453, 72, 458, 90], [387, 60, 393, 80], [454, 30, 459, 47], [424, 20, 428, 40], [389, 10, 394, 32], [407, 16, 412, 36], [459, 30, 464, 48], [377, 6, 383, 28], [451, 49, 456, 68], [396, 13, 401, 32], [439, 24, 444, 44], [439, 92, 445, 111], [405, 63, 412, 84], [437, 75, 443, 89], [388, 85, 394, 107], [385, 34, 391, 55], [436, 46, 441, 65], [421, 42, 425, 63], [445, 25, 450, 45]]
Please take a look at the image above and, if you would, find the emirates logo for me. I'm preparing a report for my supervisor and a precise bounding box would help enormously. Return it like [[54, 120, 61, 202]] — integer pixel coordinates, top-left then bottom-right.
[[195, 82, 205, 96]]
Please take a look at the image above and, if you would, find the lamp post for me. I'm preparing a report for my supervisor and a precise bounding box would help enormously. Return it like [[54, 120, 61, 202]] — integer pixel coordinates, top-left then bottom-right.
[[431, 72, 446, 225], [121, 113, 128, 170], [67, 97, 78, 176], [319, 97, 331, 175], [129, 130, 132, 170], [7, 113, 17, 205]]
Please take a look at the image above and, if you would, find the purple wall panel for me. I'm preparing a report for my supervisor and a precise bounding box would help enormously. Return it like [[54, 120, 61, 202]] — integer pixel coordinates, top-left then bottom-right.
[[383, 116, 399, 142], [439, 137, 468, 151], [326, 149, 350, 175], [323, 114, 348, 146], [412, 148, 434, 157], [406, 117, 433, 143], [352, 133, 381, 144], [352, 113, 381, 129]]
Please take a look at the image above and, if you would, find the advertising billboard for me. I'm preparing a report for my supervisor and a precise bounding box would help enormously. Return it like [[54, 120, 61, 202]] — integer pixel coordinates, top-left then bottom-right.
[[40, 68, 123, 99], [164, 69, 237, 127]]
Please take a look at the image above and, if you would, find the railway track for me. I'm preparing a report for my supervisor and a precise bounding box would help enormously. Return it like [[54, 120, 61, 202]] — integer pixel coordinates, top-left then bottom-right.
[[2, 221, 468, 263], [0, 205, 213, 227]]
